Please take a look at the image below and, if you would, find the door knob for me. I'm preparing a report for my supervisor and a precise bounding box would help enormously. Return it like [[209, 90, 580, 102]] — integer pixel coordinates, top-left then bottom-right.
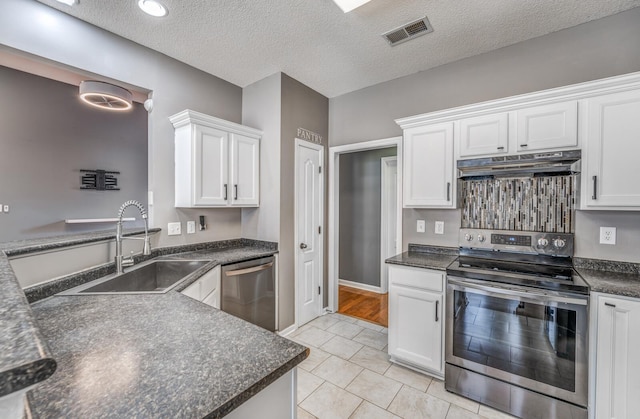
[[300, 243, 308, 249]]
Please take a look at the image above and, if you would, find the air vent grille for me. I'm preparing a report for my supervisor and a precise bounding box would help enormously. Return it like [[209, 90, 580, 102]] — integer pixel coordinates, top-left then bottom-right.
[[382, 16, 433, 46]]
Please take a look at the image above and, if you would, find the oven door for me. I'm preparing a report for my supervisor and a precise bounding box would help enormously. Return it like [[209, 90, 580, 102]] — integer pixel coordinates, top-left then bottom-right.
[[446, 276, 588, 407]]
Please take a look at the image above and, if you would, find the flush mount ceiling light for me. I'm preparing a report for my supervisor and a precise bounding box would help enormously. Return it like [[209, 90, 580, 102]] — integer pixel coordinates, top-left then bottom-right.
[[332, 0, 372, 13], [138, 0, 168, 17], [55, 0, 77, 5], [79, 81, 133, 111]]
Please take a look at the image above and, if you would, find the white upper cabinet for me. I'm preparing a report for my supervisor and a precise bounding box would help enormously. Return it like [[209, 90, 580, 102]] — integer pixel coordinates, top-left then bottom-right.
[[515, 101, 578, 152], [582, 89, 640, 209], [458, 113, 509, 157], [170, 110, 261, 208], [230, 133, 260, 206], [403, 122, 455, 208]]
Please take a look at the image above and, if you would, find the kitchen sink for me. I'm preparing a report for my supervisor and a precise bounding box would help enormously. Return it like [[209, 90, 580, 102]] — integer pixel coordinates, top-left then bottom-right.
[[59, 259, 211, 295]]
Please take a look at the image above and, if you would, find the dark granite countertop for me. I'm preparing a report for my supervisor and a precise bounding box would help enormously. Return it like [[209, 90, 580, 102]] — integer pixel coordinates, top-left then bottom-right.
[[0, 229, 300, 419], [385, 244, 458, 271], [575, 258, 640, 299], [27, 292, 308, 419]]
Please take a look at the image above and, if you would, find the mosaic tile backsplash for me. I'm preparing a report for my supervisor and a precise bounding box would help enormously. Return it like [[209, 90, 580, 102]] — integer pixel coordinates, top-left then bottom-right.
[[460, 175, 577, 233]]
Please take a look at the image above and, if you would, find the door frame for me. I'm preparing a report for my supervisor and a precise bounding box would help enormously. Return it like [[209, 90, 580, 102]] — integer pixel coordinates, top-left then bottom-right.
[[380, 156, 398, 294], [294, 138, 325, 327], [328, 137, 403, 312]]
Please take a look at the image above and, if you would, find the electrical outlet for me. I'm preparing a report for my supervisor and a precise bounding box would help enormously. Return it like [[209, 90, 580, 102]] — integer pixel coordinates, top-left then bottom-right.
[[599, 227, 616, 245], [167, 222, 182, 236], [435, 221, 445, 235], [187, 221, 196, 234], [3, 205, 9, 213], [416, 220, 426, 233]]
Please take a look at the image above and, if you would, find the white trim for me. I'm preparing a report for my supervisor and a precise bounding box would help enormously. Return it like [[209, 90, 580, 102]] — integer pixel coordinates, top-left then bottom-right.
[[396, 71, 640, 129], [294, 139, 325, 328], [169, 109, 262, 138], [277, 323, 297, 337], [339, 278, 384, 294], [380, 156, 397, 294], [328, 136, 402, 312]]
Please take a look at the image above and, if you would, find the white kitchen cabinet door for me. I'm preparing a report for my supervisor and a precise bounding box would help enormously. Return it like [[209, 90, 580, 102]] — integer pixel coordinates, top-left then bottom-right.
[[388, 265, 444, 377], [583, 90, 640, 209], [194, 125, 229, 206], [230, 133, 260, 207], [458, 113, 509, 157], [594, 294, 640, 419], [403, 122, 455, 208], [388, 283, 443, 375], [515, 101, 578, 152]]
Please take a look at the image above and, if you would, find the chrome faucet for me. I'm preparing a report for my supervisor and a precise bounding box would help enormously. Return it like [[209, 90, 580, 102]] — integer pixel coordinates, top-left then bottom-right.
[[115, 200, 151, 274]]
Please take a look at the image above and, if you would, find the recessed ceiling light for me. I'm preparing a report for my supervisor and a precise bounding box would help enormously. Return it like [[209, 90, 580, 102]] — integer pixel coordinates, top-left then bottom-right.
[[332, 0, 371, 13], [137, 0, 168, 17], [55, 0, 77, 5]]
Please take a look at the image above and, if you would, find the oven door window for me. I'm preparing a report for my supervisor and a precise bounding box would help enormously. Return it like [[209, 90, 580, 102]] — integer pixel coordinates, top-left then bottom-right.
[[452, 289, 577, 392]]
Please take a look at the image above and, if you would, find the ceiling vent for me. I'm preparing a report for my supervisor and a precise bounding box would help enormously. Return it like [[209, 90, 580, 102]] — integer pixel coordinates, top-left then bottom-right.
[[382, 16, 433, 46]]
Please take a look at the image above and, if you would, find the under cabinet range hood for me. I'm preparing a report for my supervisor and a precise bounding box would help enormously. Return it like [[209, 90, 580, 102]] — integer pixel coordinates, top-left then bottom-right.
[[457, 150, 581, 179]]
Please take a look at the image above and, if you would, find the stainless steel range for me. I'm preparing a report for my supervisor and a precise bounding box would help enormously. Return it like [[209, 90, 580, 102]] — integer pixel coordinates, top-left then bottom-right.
[[445, 228, 589, 419]]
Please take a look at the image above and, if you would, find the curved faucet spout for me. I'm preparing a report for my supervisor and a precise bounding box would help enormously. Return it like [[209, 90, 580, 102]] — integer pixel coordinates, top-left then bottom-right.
[[115, 200, 151, 274]]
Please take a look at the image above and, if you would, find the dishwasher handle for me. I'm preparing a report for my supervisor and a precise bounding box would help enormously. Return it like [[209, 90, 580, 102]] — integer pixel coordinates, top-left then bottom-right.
[[224, 261, 274, 277]]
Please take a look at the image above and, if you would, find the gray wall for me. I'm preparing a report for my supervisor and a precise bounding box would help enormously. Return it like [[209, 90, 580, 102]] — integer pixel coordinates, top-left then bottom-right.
[[241, 73, 329, 330], [281, 74, 330, 319], [329, 7, 640, 263], [2, 0, 243, 248], [0, 66, 147, 241], [339, 148, 397, 287]]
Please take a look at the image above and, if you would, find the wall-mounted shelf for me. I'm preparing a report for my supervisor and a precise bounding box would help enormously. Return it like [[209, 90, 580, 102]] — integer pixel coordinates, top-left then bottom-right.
[[65, 218, 135, 224]]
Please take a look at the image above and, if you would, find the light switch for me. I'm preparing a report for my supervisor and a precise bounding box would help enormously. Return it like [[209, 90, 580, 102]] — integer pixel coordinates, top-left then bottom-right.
[[416, 220, 426, 233], [167, 222, 182, 236], [187, 221, 196, 234]]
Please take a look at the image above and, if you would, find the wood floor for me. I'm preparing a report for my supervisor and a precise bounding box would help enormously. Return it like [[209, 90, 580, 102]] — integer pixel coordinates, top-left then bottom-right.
[[337, 285, 388, 327]]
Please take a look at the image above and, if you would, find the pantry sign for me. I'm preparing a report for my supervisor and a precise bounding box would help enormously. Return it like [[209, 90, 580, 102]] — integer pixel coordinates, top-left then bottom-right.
[[297, 128, 323, 145]]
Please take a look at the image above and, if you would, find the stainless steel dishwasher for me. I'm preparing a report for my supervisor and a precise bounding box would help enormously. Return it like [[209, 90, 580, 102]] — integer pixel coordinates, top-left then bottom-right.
[[221, 256, 276, 332]]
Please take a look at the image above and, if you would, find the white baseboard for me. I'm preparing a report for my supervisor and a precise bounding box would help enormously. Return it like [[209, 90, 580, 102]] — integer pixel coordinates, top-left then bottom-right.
[[339, 279, 385, 294], [278, 324, 297, 337]]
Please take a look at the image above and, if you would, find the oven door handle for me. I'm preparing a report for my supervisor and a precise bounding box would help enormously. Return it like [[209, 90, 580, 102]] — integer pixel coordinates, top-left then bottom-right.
[[447, 278, 588, 306]]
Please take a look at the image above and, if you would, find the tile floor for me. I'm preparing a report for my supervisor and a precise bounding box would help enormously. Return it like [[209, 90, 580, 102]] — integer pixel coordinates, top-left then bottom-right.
[[288, 313, 517, 419]]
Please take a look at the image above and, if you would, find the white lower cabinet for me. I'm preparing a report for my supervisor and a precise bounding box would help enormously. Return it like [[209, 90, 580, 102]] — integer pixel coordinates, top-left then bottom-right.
[[181, 265, 221, 309], [388, 264, 444, 378], [593, 293, 640, 419]]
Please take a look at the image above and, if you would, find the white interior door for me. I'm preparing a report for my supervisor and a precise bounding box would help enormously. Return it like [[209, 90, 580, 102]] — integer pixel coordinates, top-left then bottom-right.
[[296, 140, 323, 326], [380, 156, 397, 294]]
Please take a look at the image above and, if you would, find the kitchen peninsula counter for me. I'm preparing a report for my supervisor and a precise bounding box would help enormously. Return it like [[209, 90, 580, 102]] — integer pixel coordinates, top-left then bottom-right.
[[27, 291, 307, 418]]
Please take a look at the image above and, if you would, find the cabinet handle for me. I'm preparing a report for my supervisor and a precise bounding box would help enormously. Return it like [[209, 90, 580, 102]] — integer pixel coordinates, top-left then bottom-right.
[[497, 146, 505, 150], [604, 302, 616, 308], [446, 182, 451, 202], [234, 184, 238, 200], [435, 300, 439, 322], [592, 176, 597, 200], [520, 144, 528, 147], [224, 184, 228, 200]]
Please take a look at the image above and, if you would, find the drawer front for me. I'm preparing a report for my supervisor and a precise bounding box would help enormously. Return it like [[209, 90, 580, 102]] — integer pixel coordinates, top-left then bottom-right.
[[202, 288, 220, 309], [182, 281, 201, 300], [389, 265, 443, 292]]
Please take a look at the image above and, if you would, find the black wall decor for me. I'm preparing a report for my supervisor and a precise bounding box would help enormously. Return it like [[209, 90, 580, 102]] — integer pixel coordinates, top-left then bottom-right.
[[81, 169, 120, 191]]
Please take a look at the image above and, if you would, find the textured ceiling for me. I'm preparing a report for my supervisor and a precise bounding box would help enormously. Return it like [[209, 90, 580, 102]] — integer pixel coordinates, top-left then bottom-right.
[[35, 0, 640, 98]]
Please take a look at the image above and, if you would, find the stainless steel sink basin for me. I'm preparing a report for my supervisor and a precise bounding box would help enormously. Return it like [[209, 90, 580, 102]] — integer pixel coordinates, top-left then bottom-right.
[[59, 259, 211, 295]]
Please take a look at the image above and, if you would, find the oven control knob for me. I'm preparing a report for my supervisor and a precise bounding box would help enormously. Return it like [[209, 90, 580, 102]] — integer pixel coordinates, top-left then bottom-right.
[[553, 238, 566, 248], [464, 233, 474, 242], [477, 234, 486, 243], [537, 238, 549, 247]]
